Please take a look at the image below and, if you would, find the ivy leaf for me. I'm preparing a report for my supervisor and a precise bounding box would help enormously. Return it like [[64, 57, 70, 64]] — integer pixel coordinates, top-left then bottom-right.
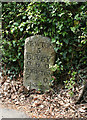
[[63, 52, 67, 59], [59, 13, 64, 17], [22, 16, 26, 19], [70, 27, 76, 33], [63, 39, 69, 44], [51, 38, 56, 43], [20, 28, 23, 31], [11, 28, 15, 34], [13, 22, 19, 26]]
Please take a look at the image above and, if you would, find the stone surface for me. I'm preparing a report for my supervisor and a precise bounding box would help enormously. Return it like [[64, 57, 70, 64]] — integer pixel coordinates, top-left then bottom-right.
[[23, 35, 56, 91], [0, 107, 29, 119]]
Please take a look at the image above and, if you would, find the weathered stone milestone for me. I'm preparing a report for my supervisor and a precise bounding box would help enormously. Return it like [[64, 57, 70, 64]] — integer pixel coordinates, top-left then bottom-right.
[[23, 35, 55, 91]]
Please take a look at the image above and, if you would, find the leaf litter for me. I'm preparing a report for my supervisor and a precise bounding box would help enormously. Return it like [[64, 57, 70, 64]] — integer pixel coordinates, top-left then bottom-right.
[[0, 77, 87, 118]]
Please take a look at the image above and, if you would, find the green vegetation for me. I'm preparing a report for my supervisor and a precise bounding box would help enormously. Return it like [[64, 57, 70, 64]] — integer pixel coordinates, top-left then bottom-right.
[[1, 2, 87, 90]]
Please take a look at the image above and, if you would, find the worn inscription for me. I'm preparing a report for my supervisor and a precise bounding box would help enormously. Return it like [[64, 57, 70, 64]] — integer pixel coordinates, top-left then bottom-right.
[[23, 35, 55, 91]]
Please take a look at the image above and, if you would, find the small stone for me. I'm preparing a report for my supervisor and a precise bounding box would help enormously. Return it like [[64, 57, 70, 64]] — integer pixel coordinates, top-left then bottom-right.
[[20, 97, 24, 101], [6, 79, 10, 83], [16, 84, 19, 89], [4, 82, 9, 86], [15, 101, 20, 105], [11, 94, 14, 98], [54, 108, 58, 112], [5, 98, 9, 101], [8, 86, 11, 90], [0, 89, 3, 93], [4, 89, 8, 92], [2, 98, 5, 102], [13, 95, 19, 100], [7, 94, 11, 98], [11, 81, 14, 84], [4, 92, 8, 96], [78, 107, 86, 112], [39, 104, 44, 108], [51, 112, 54, 116], [3, 86, 7, 91], [55, 97, 58, 100], [1, 92, 4, 95], [34, 97, 38, 101], [7, 90, 11, 93], [8, 100, 12, 103], [21, 95, 25, 98], [15, 91, 18, 94], [35, 101, 42, 107], [0, 94, 2, 98], [1, 85, 4, 89], [18, 87, 23, 93], [11, 89, 14, 93], [17, 82, 21, 85], [12, 87, 16, 92]]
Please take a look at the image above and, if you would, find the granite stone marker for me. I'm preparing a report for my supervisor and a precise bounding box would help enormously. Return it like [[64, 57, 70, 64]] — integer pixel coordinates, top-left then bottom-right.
[[23, 35, 56, 91]]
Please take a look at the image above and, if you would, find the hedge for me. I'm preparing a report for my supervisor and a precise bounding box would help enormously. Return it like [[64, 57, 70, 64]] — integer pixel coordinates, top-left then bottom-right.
[[1, 2, 87, 86]]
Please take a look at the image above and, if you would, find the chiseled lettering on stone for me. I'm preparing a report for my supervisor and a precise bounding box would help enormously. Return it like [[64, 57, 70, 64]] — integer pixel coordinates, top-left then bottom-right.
[[43, 77, 48, 83], [26, 40, 51, 49], [24, 35, 55, 91]]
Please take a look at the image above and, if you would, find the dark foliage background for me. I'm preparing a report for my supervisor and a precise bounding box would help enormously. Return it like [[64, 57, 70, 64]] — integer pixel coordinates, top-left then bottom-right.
[[1, 2, 87, 89]]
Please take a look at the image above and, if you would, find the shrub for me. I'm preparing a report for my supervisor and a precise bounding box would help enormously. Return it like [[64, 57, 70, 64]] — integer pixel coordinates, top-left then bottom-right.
[[1, 2, 87, 83]]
